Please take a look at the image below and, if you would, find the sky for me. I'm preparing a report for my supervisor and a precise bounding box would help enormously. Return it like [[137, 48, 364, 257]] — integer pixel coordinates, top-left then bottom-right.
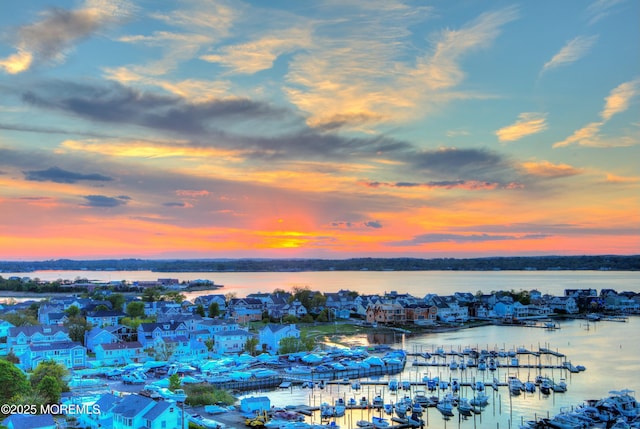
[[0, 0, 638, 261]]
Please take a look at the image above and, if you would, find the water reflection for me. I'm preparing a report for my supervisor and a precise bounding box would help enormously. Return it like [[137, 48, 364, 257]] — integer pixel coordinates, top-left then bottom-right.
[[241, 317, 639, 429]]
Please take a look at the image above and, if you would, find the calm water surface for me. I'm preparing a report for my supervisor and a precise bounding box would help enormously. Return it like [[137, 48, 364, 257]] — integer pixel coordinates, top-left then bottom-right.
[[3, 270, 639, 298], [252, 317, 639, 429]]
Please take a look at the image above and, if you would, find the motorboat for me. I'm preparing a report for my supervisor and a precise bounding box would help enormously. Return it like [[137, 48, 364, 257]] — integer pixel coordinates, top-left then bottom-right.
[[372, 395, 384, 409], [458, 398, 473, 415], [436, 396, 455, 416], [383, 403, 393, 415], [356, 421, 374, 428], [371, 416, 390, 428], [470, 393, 489, 407]]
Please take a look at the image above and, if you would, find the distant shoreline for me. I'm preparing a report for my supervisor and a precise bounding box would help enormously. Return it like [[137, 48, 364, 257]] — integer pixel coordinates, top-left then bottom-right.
[[1, 254, 638, 273]]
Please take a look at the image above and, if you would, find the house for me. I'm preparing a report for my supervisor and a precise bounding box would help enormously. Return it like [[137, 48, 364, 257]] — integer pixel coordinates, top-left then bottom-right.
[[137, 321, 188, 347], [86, 310, 126, 327], [150, 336, 208, 362], [213, 329, 253, 354], [95, 341, 144, 365], [22, 341, 87, 370], [111, 394, 182, 429], [7, 325, 71, 356], [366, 303, 406, 325], [194, 294, 227, 311], [0, 319, 15, 338], [76, 392, 119, 429], [404, 304, 437, 324], [2, 414, 56, 429], [84, 326, 119, 353], [240, 396, 270, 414], [547, 296, 579, 314], [258, 324, 300, 354]]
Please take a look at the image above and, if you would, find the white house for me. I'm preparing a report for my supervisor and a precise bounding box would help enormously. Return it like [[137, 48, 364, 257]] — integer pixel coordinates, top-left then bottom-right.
[[258, 324, 300, 354]]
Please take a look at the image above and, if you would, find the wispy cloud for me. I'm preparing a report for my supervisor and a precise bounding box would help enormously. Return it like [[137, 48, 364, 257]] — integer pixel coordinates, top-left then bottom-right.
[[542, 35, 598, 74], [554, 78, 640, 148], [201, 27, 313, 74], [586, 0, 627, 24], [0, 0, 132, 74], [520, 161, 582, 178], [496, 112, 548, 142], [389, 232, 548, 246]]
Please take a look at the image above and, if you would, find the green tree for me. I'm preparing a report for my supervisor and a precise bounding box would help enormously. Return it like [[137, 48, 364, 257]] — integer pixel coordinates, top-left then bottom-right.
[[208, 302, 220, 318], [64, 305, 81, 318], [30, 360, 70, 393], [162, 291, 185, 303], [0, 360, 31, 404], [0, 311, 38, 327], [37, 375, 62, 404], [282, 314, 298, 324], [245, 337, 259, 356], [142, 287, 162, 302], [195, 304, 205, 317], [204, 338, 215, 352], [169, 373, 181, 391], [107, 293, 126, 312], [126, 301, 146, 318], [64, 315, 92, 344]]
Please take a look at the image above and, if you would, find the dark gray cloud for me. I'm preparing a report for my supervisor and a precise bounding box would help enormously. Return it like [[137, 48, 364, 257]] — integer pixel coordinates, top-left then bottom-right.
[[364, 221, 383, 229], [82, 195, 129, 208], [21, 80, 284, 135], [402, 147, 515, 183], [390, 233, 549, 246], [23, 166, 112, 183], [163, 202, 187, 207]]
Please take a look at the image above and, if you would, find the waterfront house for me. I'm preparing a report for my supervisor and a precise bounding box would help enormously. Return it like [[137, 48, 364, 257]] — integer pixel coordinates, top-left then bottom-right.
[[404, 304, 437, 324], [547, 296, 579, 314], [111, 394, 181, 429], [95, 341, 144, 365], [366, 303, 406, 325], [213, 329, 254, 354], [2, 414, 56, 429], [258, 324, 300, 354], [7, 325, 71, 356], [22, 341, 87, 370], [86, 310, 126, 327]]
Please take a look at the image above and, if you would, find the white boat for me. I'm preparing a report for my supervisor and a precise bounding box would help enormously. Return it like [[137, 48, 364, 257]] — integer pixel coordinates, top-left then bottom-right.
[[383, 403, 393, 415], [449, 360, 458, 370], [436, 397, 454, 416], [356, 421, 374, 428], [458, 398, 473, 414], [470, 393, 489, 407], [372, 395, 384, 409], [371, 416, 390, 428], [552, 379, 567, 393], [388, 379, 398, 391]]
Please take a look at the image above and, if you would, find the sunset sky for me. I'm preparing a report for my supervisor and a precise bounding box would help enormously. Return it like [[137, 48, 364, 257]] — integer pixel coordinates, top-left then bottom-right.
[[0, 0, 638, 260]]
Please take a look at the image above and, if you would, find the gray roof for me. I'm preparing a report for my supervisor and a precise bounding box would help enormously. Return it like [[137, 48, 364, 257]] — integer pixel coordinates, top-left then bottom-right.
[[112, 394, 154, 418], [29, 341, 83, 352], [143, 400, 173, 420], [9, 325, 68, 337], [2, 413, 55, 429]]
